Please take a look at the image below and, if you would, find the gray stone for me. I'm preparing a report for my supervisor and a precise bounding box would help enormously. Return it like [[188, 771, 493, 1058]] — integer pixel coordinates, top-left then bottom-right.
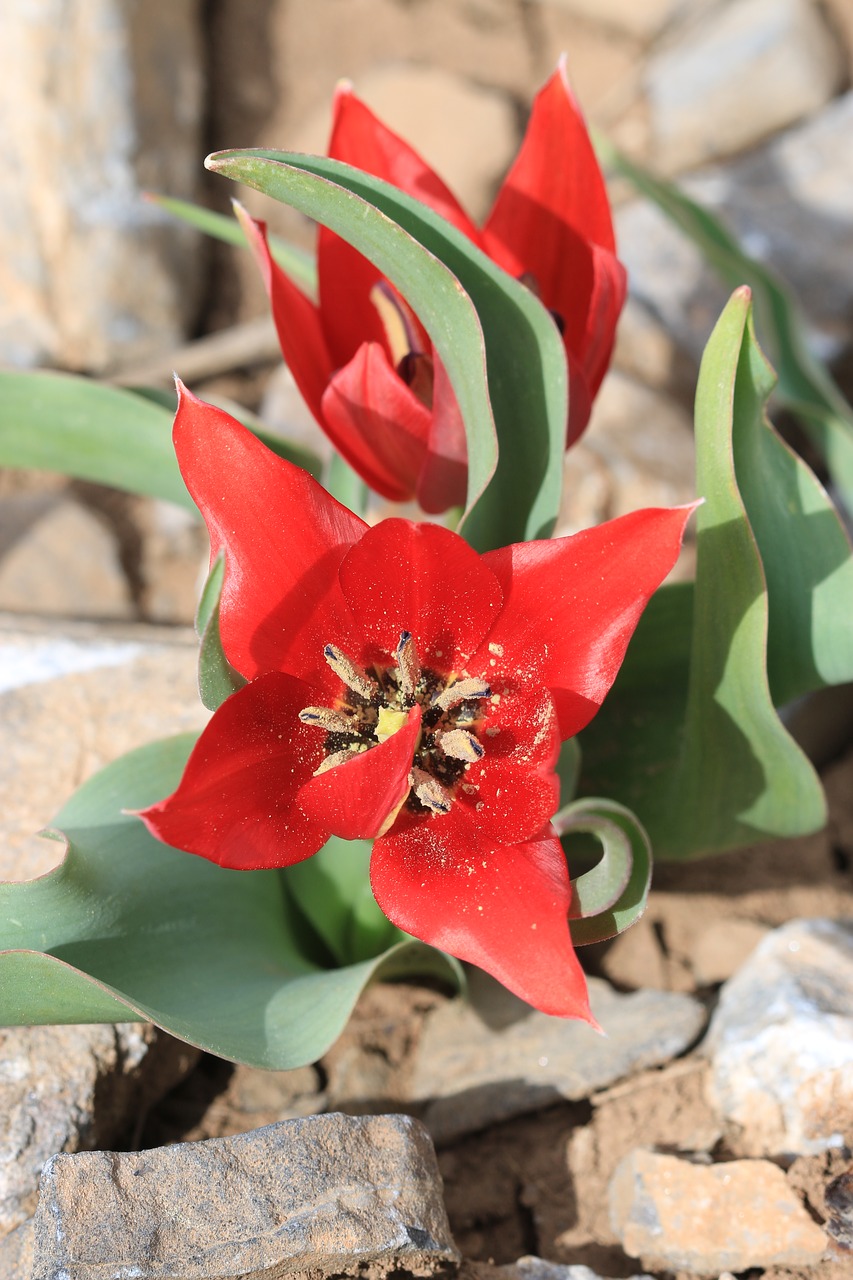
[[704, 918, 853, 1157], [136, 498, 208, 625], [645, 0, 845, 172], [0, 1023, 198, 1237], [31, 1113, 460, 1280], [538, 0, 687, 41], [0, 1, 203, 371], [0, 497, 135, 620], [616, 90, 853, 371], [684, 90, 853, 353], [411, 974, 706, 1143], [0, 1218, 33, 1280], [0, 614, 208, 881], [609, 1148, 828, 1272], [557, 371, 696, 543], [492, 1258, 651, 1280]]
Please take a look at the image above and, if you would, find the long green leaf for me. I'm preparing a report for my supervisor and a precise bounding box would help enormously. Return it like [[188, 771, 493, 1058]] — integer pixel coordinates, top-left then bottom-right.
[[0, 372, 194, 509], [206, 148, 568, 551], [0, 736, 459, 1068], [0, 371, 325, 503], [599, 138, 853, 510], [148, 192, 318, 297], [580, 290, 831, 857]]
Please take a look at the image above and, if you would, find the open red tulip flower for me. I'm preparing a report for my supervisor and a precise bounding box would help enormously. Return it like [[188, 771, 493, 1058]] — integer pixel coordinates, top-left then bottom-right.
[[240, 57, 626, 514], [139, 387, 693, 1020]]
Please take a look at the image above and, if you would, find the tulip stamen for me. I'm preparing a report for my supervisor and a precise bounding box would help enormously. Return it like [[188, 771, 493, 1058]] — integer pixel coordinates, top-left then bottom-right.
[[439, 728, 484, 763], [299, 706, 358, 734], [395, 630, 420, 702], [302, 632, 499, 820], [410, 768, 453, 814], [323, 643, 378, 701], [432, 677, 491, 712]]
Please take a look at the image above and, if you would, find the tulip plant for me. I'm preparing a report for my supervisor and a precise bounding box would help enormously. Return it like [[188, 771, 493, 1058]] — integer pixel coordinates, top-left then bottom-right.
[[1, 61, 852, 1068]]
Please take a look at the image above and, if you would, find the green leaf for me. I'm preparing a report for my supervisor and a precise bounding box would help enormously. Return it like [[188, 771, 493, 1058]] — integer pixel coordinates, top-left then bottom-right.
[[148, 192, 318, 298], [283, 836, 404, 966], [195, 555, 247, 711], [731, 324, 853, 703], [599, 138, 853, 510], [206, 148, 568, 551], [0, 370, 324, 503], [325, 452, 370, 518], [556, 798, 652, 947], [0, 371, 194, 510], [580, 290, 831, 858], [0, 736, 459, 1068]]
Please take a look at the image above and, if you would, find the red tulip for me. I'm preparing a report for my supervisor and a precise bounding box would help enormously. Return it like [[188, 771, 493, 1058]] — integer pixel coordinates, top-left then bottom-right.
[[243, 58, 626, 513], [140, 388, 691, 1019]]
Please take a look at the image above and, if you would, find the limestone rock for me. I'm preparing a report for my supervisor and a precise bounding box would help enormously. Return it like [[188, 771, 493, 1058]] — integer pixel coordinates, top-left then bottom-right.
[[704, 918, 853, 1156], [0, 615, 208, 881], [136, 498, 208, 625], [31, 1113, 460, 1280], [411, 974, 706, 1143], [0, 1024, 198, 1237], [492, 1258, 651, 1280], [609, 1148, 828, 1272], [0, 497, 134, 620], [684, 89, 853, 353], [538, 0, 686, 41], [0, 1, 203, 371], [558, 371, 696, 542], [617, 90, 853, 371], [0, 1219, 33, 1280], [645, 0, 845, 172]]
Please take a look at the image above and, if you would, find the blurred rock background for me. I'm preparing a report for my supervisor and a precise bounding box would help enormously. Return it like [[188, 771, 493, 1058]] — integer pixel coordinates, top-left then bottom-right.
[[1, 0, 851, 630]]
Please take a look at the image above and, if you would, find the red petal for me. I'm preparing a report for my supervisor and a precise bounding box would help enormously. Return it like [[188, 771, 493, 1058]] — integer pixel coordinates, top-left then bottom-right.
[[478, 505, 697, 739], [329, 83, 480, 238], [337, 519, 503, 672], [297, 704, 421, 840], [173, 386, 367, 686], [235, 205, 334, 422], [485, 58, 616, 259], [416, 353, 469, 514], [319, 83, 481, 364], [320, 342, 430, 503], [446, 683, 560, 845], [138, 672, 329, 870], [371, 821, 592, 1020]]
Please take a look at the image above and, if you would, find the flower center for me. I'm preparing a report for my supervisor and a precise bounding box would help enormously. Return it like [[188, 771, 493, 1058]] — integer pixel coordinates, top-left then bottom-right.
[[299, 631, 491, 816], [371, 281, 434, 409]]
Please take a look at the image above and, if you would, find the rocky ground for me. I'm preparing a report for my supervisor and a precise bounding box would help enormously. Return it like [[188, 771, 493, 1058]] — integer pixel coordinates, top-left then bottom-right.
[[2, 2, 853, 1277], [1, 600, 852, 1277]]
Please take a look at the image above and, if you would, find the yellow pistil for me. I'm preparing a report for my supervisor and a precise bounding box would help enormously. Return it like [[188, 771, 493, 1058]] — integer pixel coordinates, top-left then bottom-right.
[[376, 706, 410, 744]]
